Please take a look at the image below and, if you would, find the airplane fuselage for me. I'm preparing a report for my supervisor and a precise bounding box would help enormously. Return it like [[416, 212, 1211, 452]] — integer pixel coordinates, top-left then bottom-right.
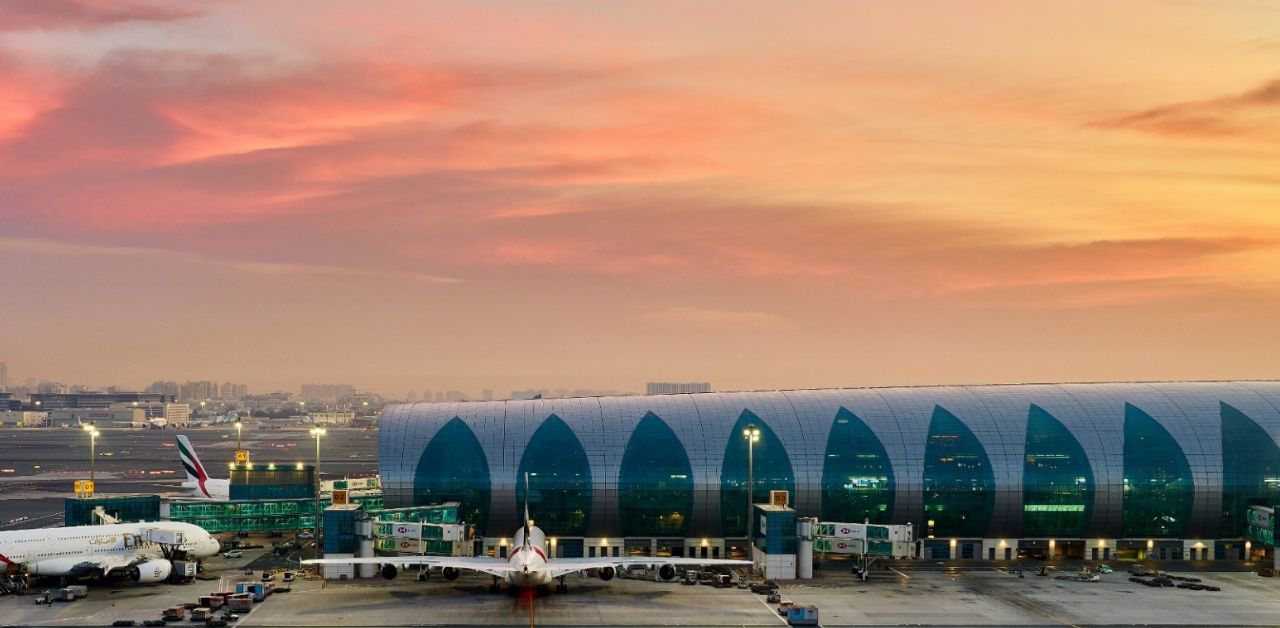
[[0, 522, 220, 578]]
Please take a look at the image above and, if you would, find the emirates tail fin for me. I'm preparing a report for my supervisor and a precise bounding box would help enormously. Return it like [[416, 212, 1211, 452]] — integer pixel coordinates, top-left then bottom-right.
[[523, 471, 531, 549]]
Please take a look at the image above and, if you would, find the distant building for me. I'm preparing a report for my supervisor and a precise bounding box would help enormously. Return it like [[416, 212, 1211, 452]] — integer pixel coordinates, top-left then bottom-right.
[[0, 411, 46, 427], [301, 384, 355, 401], [310, 411, 355, 425], [48, 407, 145, 427], [422, 390, 433, 404], [0, 361, 8, 391], [0, 392, 18, 411], [146, 381, 180, 397], [29, 392, 174, 411], [482, 389, 494, 401], [164, 403, 191, 425], [646, 382, 711, 395], [445, 390, 468, 402]]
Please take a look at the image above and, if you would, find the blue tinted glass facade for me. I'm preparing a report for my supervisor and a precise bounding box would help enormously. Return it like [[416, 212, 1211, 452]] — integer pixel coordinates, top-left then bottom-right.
[[618, 412, 694, 537], [1220, 402, 1280, 537], [923, 406, 995, 538], [413, 417, 491, 531], [1123, 403, 1193, 538], [1023, 405, 1094, 537], [821, 407, 894, 524], [721, 410, 795, 538], [516, 414, 592, 536]]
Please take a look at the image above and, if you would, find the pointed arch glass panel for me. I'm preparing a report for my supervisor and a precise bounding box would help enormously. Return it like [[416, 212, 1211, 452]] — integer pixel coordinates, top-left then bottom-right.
[[720, 410, 795, 537], [1122, 404, 1193, 538], [516, 414, 592, 536], [1221, 402, 1280, 538], [618, 412, 694, 537], [923, 406, 995, 538], [821, 407, 894, 524], [413, 417, 491, 531], [1022, 405, 1094, 537]]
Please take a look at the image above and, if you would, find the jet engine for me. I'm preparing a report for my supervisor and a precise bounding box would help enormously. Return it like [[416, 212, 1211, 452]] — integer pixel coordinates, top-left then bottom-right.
[[442, 567, 460, 581], [597, 566, 615, 581], [657, 564, 677, 581], [130, 559, 172, 583], [381, 564, 399, 580]]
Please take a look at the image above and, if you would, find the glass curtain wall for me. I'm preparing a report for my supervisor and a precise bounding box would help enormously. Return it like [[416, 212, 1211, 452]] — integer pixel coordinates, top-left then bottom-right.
[[413, 417, 491, 531], [821, 407, 895, 524], [1022, 405, 1094, 537]]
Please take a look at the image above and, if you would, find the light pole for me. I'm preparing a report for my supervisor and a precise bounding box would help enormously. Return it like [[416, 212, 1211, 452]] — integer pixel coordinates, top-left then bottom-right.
[[743, 424, 760, 543], [235, 417, 243, 451], [82, 423, 99, 483], [310, 427, 326, 556]]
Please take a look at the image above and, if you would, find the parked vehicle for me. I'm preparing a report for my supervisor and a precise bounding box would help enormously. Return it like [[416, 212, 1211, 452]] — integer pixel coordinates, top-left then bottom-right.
[[221, 550, 243, 559], [776, 601, 795, 616], [766, 592, 782, 604]]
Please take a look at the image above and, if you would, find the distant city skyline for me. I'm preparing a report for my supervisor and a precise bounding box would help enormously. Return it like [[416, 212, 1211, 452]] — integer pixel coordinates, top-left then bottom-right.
[[2, 3, 1277, 392]]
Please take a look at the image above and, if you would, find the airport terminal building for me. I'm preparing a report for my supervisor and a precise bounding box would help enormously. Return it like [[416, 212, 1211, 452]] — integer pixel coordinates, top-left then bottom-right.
[[379, 381, 1280, 561]]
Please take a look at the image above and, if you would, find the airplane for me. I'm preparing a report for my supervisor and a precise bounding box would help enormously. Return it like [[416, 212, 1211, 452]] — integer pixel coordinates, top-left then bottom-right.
[[303, 474, 752, 592], [0, 521, 220, 583], [176, 435, 230, 500]]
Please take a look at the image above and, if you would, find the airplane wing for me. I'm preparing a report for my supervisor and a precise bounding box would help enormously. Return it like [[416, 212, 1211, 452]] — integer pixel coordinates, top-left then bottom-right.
[[541, 557, 752, 579], [301, 556, 518, 578]]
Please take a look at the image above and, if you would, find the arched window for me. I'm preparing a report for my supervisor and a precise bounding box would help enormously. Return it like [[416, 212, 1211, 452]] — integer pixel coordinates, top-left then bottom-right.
[[516, 415, 591, 536], [923, 406, 994, 538], [1220, 402, 1280, 538], [1123, 404, 1193, 538], [413, 417, 491, 532], [1023, 405, 1094, 537], [821, 408, 894, 523], [720, 410, 795, 537], [618, 412, 694, 537]]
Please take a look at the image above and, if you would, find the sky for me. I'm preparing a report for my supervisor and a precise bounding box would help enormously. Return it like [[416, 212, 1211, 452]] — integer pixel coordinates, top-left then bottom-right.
[[1, 0, 1278, 396]]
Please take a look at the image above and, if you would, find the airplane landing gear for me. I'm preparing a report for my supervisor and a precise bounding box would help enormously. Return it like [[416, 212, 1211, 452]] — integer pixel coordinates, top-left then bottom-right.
[[488, 576, 501, 593], [555, 576, 568, 594]]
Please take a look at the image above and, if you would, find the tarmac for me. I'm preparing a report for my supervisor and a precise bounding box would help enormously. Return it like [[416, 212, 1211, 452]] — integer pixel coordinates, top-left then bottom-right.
[[4, 555, 1280, 626]]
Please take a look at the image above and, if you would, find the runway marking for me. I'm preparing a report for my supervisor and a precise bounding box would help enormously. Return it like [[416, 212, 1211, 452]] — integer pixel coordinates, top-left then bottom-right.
[[888, 567, 911, 579]]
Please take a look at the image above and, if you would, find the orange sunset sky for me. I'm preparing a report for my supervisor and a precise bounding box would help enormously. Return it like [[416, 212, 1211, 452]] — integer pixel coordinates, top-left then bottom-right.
[[1, 1, 1277, 395]]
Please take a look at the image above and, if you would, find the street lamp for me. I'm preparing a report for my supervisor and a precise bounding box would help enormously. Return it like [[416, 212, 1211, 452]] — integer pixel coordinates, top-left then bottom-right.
[[83, 423, 100, 483], [310, 427, 327, 557], [235, 417, 243, 451], [742, 425, 760, 542]]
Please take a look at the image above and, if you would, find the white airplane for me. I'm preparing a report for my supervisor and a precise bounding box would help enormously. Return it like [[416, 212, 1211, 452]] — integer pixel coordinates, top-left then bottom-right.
[[176, 435, 230, 500], [0, 521, 220, 583], [304, 474, 752, 592]]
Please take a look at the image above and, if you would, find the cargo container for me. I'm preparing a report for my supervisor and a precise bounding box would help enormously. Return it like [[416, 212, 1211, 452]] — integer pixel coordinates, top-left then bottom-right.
[[190, 608, 214, 622], [198, 595, 224, 609], [171, 560, 197, 579], [787, 606, 819, 626], [162, 606, 185, 621], [234, 582, 267, 601], [224, 594, 253, 613]]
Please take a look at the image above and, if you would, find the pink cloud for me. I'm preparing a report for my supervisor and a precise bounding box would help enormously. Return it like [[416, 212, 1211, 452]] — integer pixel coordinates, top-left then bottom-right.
[[0, 0, 200, 31]]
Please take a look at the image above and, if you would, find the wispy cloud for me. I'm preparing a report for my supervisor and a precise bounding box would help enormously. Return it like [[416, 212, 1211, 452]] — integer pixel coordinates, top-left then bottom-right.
[[1090, 77, 1280, 138], [0, 0, 201, 32], [0, 237, 462, 284]]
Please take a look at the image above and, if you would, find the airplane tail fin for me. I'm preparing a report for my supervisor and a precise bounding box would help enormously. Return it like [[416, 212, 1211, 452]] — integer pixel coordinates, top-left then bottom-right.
[[176, 435, 211, 495], [523, 471, 531, 549]]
